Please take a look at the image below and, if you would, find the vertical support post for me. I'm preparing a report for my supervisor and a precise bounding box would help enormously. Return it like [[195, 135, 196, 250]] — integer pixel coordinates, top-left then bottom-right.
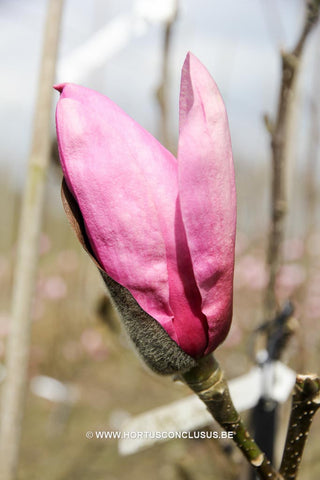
[[0, 1, 64, 479]]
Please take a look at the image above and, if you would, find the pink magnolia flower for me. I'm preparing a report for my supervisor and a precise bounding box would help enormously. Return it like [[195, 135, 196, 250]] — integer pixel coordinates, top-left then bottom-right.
[[55, 52, 236, 372]]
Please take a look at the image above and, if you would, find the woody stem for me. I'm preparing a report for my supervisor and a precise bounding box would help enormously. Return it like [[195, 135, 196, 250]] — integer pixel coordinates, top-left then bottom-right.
[[181, 355, 283, 480]]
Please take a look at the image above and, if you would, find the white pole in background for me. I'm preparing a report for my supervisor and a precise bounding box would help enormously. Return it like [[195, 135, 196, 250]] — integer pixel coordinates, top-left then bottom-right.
[[0, 1, 64, 479]]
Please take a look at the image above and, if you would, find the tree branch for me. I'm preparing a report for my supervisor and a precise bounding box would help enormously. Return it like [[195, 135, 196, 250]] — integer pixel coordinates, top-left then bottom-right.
[[156, 0, 178, 149], [264, 0, 320, 319], [280, 374, 320, 480]]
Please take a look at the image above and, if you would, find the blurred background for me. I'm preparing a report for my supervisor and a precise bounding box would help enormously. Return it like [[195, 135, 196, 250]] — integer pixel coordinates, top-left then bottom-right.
[[0, 0, 320, 479]]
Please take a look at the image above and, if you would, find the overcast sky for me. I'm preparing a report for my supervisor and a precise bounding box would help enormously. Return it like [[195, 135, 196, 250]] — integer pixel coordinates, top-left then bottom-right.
[[0, 0, 318, 186]]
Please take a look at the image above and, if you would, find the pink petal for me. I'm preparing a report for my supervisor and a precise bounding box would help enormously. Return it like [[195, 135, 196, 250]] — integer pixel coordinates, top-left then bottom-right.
[[177, 52, 236, 355], [56, 84, 174, 335], [55, 83, 207, 357]]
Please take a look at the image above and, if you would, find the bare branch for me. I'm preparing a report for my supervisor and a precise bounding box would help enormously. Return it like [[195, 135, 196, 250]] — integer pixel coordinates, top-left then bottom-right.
[[156, 0, 179, 149], [264, 0, 320, 319], [280, 374, 320, 480]]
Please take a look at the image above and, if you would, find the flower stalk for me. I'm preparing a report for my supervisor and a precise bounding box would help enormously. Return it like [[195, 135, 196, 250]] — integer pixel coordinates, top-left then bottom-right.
[[181, 355, 283, 480]]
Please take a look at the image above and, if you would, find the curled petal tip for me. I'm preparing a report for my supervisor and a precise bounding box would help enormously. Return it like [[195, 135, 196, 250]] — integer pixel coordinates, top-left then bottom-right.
[[182, 51, 200, 72], [54, 83, 67, 93]]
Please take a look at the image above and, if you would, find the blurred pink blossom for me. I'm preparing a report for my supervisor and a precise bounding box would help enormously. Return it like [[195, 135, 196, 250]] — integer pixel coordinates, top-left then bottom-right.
[[282, 238, 304, 262], [39, 232, 52, 255], [235, 255, 269, 290], [57, 249, 79, 272], [80, 328, 108, 361], [276, 263, 306, 297], [305, 295, 320, 319], [0, 313, 10, 338], [0, 256, 9, 280], [40, 275, 68, 300], [223, 322, 243, 347]]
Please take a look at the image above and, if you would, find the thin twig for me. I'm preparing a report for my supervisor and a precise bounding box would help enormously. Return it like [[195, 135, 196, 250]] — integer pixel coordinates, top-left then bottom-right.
[[0, 1, 64, 479], [156, 0, 178, 149], [280, 374, 320, 480], [298, 27, 320, 371], [264, 0, 320, 320], [305, 25, 320, 233], [181, 356, 284, 480]]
